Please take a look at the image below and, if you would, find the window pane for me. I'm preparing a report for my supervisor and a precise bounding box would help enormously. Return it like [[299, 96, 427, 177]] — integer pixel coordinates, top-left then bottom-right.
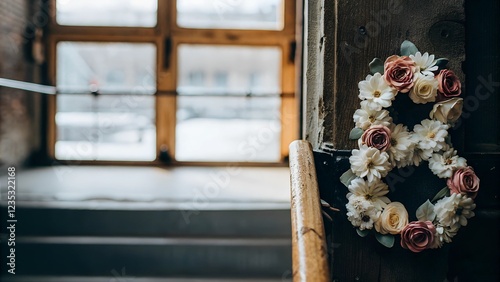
[[176, 45, 282, 162], [176, 96, 281, 162], [57, 42, 156, 94], [55, 95, 156, 161], [56, 0, 157, 27], [176, 0, 284, 30], [177, 45, 281, 96], [55, 42, 157, 161]]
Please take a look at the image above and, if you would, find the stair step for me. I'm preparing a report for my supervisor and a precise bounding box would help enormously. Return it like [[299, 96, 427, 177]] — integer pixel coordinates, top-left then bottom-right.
[[0, 276, 291, 282], [1, 236, 292, 278], [1, 207, 291, 237]]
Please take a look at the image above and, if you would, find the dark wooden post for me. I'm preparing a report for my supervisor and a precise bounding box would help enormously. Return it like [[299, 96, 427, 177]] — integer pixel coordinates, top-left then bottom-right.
[[302, 0, 471, 281], [304, 0, 465, 150]]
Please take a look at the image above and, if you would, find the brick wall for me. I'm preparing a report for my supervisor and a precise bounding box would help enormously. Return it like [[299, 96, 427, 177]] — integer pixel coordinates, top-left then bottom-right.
[[0, 0, 42, 167]]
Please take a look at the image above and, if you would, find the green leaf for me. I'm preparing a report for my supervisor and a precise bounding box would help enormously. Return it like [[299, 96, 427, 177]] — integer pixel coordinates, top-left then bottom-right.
[[375, 232, 395, 248], [434, 58, 449, 70], [369, 58, 384, 74], [320, 199, 330, 207], [349, 128, 364, 140], [416, 200, 436, 222], [356, 228, 370, 237], [400, 40, 419, 56], [431, 186, 450, 202], [340, 170, 357, 188]]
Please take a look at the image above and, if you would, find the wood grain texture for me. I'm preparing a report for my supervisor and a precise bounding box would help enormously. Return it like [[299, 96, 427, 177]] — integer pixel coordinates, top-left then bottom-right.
[[322, 0, 465, 149], [313, 151, 450, 282], [302, 0, 499, 280], [302, 0, 326, 150], [289, 140, 329, 282]]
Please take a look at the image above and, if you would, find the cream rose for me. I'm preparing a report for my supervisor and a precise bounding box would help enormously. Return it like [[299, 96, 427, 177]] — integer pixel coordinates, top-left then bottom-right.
[[409, 73, 438, 104], [430, 98, 463, 124], [375, 202, 409, 234], [383, 55, 416, 93]]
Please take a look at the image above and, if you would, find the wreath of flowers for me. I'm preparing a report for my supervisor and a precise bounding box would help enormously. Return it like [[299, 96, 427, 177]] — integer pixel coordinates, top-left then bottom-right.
[[339, 41, 480, 253]]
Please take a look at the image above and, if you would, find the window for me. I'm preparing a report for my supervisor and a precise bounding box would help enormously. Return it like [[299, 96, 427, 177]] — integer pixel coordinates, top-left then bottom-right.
[[176, 45, 281, 162], [55, 42, 156, 161], [176, 0, 284, 30], [48, 1, 297, 164], [56, 0, 158, 27]]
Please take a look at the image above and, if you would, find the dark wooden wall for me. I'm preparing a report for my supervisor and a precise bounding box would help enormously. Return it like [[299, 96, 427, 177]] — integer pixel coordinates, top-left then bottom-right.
[[302, 0, 499, 281]]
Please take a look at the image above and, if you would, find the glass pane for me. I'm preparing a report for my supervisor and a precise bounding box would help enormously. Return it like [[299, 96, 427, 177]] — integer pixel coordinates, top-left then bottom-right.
[[56, 0, 157, 27], [57, 42, 156, 94], [176, 0, 284, 30], [176, 96, 281, 162], [177, 45, 281, 96], [55, 42, 157, 161], [56, 95, 156, 161], [176, 45, 282, 162]]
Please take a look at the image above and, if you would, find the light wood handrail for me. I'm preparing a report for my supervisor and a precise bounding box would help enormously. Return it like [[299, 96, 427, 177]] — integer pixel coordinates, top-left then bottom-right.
[[289, 140, 329, 282]]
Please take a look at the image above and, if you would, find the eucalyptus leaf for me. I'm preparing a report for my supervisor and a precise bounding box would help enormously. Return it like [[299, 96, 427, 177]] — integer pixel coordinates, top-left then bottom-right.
[[349, 127, 364, 140], [340, 170, 357, 188], [416, 200, 436, 222], [369, 58, 384, 74], [431, 186, 450, 202], [434, 58, 449, 70], [375, 232, 395, 248], [400, 40, 419, 56], [356, 228, 370, 237], [320, 199, 330, 207]]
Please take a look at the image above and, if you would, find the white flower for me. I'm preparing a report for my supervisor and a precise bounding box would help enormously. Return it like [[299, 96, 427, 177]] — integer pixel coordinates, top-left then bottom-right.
[[403, 133, 431, 166], [409, 52, 438, 76], [358, 72, 397, 111], [349, 145, 391, 183], [413, 119, 449, 152], [428, 149, 468, 178], [409, 73, 438, 104], [433, 224, 460, 248], [347, 178, 390, 211], [434, 193, 476, 228], [346, 195, 381, 230], [353, 101, 392, 130], [387, 124, 413, 167], [409, 146, 433, 166]]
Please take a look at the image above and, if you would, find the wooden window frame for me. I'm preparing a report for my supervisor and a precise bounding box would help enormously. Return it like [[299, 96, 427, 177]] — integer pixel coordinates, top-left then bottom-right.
[[46, 0, 298, 166]]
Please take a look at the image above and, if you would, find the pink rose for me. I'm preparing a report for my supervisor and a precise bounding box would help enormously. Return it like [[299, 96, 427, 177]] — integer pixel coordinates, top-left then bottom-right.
[[447, 166, 480, 199], [400, 221, 436, 253], [437, 69, 461, 99], [383, 55, 416, 93], [361, 125, 391, 151]]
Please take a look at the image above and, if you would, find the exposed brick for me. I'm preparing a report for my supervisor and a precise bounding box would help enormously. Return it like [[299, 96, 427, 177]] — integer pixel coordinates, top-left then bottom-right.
[[0, 0, 39, 167]]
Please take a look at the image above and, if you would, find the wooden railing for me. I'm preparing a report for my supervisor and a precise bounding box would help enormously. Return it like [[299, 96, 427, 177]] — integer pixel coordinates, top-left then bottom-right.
[[289, 140, 329, 282]]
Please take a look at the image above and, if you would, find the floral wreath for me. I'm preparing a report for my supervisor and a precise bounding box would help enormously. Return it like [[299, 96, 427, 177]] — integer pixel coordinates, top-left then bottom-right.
[[339, 41, 480, 253]]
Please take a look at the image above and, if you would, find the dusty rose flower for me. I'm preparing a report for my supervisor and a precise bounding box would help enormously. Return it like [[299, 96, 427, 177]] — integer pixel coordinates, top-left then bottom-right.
[[361, 125, 391, 151], [437, 69, 461, 99], [430, 98, 463, 124], [400, 221, 436, 253], [447, 166, 480, 199], [383, 55, 416, 93], [375, 202, 409, 235]]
